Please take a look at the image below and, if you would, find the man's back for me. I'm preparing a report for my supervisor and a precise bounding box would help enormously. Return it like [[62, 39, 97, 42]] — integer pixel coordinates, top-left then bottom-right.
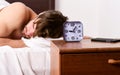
[[0, 2, 37, 39]]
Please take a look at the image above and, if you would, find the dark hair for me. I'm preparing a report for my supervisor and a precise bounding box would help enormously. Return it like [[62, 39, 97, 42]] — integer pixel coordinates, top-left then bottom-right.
[[33, 10, 68, 38]]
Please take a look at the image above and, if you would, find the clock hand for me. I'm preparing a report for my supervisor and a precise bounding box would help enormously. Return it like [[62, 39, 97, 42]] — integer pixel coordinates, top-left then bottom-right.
[[69, 26, 77, 33], [69, 30, 74, 32], [73, 26, 77, 32]]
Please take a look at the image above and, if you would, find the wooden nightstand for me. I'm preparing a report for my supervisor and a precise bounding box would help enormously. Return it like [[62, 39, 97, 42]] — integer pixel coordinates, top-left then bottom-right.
[[52, 39, 120, 75]]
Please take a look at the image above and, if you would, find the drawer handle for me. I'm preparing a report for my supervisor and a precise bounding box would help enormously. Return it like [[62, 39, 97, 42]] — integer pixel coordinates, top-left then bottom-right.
[[108, 59, 120, 64]]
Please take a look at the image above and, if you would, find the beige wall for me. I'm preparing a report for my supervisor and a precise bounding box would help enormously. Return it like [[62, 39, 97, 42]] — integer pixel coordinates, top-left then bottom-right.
[[56, 0, 120, 38]]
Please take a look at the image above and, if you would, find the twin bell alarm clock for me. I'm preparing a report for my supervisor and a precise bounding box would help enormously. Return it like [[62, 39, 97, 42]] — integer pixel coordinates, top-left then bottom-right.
[[63, 21, 83, 42]]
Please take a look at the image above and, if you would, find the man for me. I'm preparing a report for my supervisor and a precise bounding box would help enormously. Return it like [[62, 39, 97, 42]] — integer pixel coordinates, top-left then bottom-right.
[[0, 2, 67, 47], [0, 2, 67, 39]]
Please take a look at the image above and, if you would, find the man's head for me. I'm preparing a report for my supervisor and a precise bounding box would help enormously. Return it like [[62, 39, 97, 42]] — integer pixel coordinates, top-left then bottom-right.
[[33, 10, 68, 38], [22, 10, 68, 39]]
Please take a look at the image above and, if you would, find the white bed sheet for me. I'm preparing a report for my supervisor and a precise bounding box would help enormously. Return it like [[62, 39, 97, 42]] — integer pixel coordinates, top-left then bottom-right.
[[0, 37, 50, 75], [0, 0, 10, 9]]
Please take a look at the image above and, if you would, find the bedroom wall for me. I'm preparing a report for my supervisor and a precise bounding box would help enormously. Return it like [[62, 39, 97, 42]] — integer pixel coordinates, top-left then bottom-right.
[[55, 0, 120, 38]]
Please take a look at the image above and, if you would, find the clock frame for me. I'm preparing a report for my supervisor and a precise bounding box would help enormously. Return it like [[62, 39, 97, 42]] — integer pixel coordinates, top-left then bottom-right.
[[63, 21, 83, 42]]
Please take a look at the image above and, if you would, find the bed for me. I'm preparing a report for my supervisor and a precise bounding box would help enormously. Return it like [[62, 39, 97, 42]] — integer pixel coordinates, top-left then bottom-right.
[[0, 0, 59, 75]]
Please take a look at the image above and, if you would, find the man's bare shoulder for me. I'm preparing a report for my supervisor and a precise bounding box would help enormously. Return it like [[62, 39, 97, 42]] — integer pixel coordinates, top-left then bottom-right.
[[0, 23, 12, 37], [0, 2, 28, 38]]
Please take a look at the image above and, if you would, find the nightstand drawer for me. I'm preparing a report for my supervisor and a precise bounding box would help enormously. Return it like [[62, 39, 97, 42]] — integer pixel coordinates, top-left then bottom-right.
[[61, 52, 120, 75]]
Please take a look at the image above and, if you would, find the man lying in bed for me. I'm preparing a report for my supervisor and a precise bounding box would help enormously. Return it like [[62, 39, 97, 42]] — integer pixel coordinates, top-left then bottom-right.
[[0, 2, 67, 47]]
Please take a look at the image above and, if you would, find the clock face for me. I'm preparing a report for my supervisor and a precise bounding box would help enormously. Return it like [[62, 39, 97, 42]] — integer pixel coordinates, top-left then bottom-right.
[[63, 21, 83, 42]]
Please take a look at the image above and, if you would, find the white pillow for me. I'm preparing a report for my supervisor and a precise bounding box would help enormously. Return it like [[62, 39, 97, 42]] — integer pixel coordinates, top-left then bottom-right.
[[22, 37, 50, 49], [0, 0, 10, 9]]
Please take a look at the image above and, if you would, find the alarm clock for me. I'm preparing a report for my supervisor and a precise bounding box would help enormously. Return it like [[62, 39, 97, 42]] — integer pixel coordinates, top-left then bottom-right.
[[63, 21, 83, 42]]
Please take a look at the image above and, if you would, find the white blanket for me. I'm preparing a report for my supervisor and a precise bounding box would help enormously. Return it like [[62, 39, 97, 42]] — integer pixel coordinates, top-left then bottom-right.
[[0, 37, 50, 75], [0, 0, 10, 9]]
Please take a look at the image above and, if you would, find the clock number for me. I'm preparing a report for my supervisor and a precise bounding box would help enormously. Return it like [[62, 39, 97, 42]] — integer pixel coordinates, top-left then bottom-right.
[[71, 36, 75, 40], [71, 23, 75, 27], [79, 35, 82, 37], [65, 30, 68, 33], [77, 30, 81, 33], [76, 37, 79, 39]]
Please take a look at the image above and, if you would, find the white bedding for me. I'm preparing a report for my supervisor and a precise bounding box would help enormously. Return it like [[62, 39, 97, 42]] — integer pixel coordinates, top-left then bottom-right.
[[0, 37, 50, 75], [0, 0, 10, 9]]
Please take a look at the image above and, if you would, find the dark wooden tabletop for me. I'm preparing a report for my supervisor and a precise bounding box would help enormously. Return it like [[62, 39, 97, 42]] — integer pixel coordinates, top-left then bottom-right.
[[52, 39, 120, 53]]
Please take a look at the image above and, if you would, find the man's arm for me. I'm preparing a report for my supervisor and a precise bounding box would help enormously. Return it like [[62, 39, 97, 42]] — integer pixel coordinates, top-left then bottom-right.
[[0, 38, 27, 48]]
